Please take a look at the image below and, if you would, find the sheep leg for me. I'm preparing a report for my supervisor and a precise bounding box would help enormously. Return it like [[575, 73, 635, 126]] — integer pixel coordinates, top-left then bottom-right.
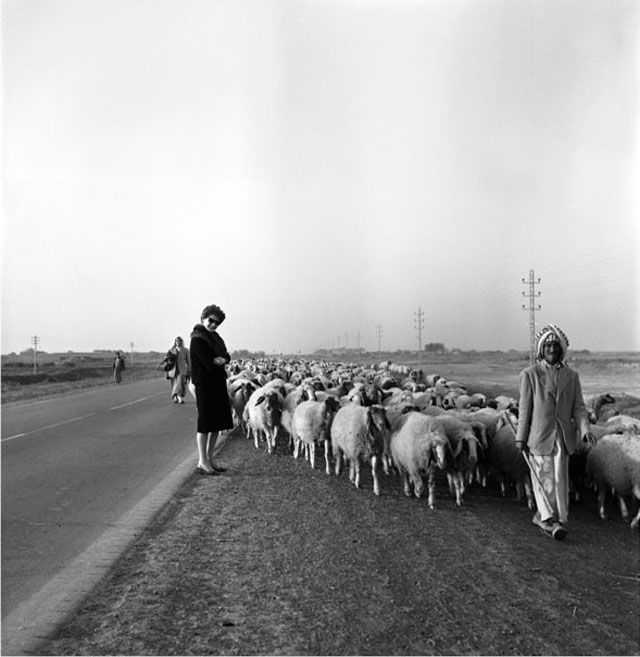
[[630, 507, 640, 530], [254, 428, 261, 451], [453, 473, 464, 506], [411, 472, 424, 499], [402, 471, 413, 498], [597, 488, 608, 520], [446, 473, 455, 496], [524, 480, 536, 510], [427, 471, 437, 509], [617, 495, 630, 522], [309, 443, 316, 469], [324, 441, 331, 475], [334, 450, 342, 476], [371, 455, 380, 496], [293, 438, 301, 459], [352, 460, 361, 488]]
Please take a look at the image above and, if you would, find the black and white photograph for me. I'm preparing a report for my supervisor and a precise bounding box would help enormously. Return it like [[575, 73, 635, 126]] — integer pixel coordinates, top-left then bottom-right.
[[2, 0, 639, 655]]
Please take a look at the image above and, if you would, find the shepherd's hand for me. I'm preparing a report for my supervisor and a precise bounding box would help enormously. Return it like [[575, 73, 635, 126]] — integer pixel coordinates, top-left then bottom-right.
[[516, 440, 528, 453]]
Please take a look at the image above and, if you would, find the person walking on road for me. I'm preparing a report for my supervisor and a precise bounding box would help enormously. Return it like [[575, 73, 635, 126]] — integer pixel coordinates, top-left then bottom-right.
[[112, 351, 125, 384], [189, 304, 234, 475], [515, 324, 595, 540], [165, 337, 190, 404]]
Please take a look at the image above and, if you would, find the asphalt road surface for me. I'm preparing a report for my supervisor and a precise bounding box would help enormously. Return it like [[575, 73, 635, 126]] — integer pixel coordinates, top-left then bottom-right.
[[1, 378, 200, 653]]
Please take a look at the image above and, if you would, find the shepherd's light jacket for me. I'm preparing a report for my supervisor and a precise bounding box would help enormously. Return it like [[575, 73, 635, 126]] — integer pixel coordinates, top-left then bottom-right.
[[516, 361, 591, 456]]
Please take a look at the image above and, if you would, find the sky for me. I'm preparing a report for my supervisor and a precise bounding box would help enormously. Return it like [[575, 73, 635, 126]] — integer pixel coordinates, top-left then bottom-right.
[[2, 0, 639, 356]]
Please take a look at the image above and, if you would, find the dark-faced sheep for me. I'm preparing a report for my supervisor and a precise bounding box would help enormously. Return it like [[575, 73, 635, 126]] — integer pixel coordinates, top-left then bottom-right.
[[485, 415, 535, 509], [389, 412, 449, 509], [330, 404, 390, 496]]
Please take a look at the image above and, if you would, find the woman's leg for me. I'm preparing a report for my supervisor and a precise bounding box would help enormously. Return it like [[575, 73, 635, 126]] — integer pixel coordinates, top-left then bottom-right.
[[196, 432, 214, 472], [206, 431, 219, 465]]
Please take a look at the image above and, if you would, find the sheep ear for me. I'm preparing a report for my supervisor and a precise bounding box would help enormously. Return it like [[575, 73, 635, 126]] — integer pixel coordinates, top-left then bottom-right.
[[255, 395, 266, 406]]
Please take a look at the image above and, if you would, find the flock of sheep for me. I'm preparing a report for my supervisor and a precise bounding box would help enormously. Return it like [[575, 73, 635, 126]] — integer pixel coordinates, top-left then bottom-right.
[[225, 358, 640, 529]]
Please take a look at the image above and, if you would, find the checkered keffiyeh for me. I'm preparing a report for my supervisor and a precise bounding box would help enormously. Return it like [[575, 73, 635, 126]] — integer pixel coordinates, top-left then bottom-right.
[[535, 324, 569, 361]]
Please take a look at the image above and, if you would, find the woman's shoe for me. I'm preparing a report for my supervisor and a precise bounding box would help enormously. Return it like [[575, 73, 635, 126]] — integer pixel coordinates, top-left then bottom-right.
[[196, 466, 219, 476], [211, 464, 228, 473]]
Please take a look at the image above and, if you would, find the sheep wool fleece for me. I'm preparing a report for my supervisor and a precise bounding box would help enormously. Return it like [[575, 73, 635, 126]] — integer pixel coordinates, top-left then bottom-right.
[[189, 324, 233, 433]]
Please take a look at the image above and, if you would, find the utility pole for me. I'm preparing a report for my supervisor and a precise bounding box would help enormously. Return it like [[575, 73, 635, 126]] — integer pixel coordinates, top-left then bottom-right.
[[375, 324, 383, 354], [522, 269, 542, 365], [414, 306, 424, 372], [32, 335, 39, 374], [130, 342, 134, 365], [356, 331, 361, 350]]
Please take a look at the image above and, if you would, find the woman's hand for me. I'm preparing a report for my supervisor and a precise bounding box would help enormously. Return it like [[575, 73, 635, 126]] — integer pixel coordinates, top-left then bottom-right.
[[213, 357, 226, 366]]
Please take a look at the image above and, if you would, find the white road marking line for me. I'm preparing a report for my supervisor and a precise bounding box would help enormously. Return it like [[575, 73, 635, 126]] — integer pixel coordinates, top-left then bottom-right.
[[1, 414, 97, 442], [108, 397, 152, 410], [2, 392, 168, 442]]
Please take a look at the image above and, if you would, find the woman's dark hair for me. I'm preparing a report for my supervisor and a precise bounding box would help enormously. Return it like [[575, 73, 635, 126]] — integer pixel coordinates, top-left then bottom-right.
[[200, 304, 226, 324]]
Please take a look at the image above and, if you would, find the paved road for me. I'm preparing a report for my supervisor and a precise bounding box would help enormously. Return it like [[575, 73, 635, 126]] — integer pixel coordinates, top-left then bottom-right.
[[1, 378, 200, 653]]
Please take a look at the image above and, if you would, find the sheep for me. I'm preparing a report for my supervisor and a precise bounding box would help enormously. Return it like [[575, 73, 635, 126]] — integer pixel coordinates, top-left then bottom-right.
[[330, 404, 390, 496], [585, 433, 640, 528], [585, 393, 617, 423], [381, 402, 421, 474], [485, 414, 535, 509], [389, 412, 449, 509], [432, 415, 481, 506], [493, 395, 519, 413], [604, 414, 640, 433], [281, 383, 317, 450], [228, 377, 259, 435], [243, 387, 284, 454], [291, 397, 341, 473]]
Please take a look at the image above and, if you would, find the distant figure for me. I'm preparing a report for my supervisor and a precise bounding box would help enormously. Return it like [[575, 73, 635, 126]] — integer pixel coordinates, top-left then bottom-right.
[[515, 324, 595, 541], [165, 336, 191, 404], [189, 304, 234, 475], [112, 351, 126, 384]]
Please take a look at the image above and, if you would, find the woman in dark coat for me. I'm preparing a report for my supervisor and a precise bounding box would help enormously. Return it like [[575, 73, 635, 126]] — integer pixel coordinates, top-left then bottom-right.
[[190, 304, 234, 475]]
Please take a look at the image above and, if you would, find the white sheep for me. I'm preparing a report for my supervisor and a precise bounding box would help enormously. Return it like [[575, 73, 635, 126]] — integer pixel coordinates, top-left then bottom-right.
[[330, 404, 390, 496], [389, 412, 449, 509], [291, 397, 341, 473], [585, 433, 640, 528], [227, 377, 259, 435], [281, 382, 317, 451], [243, 386, 284, 454], [432, 415, 481, 506], [604, 414, 640, 433], [585, 393, 617, 423]]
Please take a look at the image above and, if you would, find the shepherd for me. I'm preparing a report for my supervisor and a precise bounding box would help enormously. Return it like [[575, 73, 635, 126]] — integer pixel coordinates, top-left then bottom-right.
[[515, 324, 595, 540]]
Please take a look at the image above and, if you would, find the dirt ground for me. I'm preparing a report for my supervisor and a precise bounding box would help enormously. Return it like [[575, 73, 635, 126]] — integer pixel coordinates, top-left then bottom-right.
[[24, 357, 640, 655]]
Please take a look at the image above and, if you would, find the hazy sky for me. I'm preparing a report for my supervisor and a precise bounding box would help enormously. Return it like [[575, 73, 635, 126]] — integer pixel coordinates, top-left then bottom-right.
[[2, 0, 639, 356]]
